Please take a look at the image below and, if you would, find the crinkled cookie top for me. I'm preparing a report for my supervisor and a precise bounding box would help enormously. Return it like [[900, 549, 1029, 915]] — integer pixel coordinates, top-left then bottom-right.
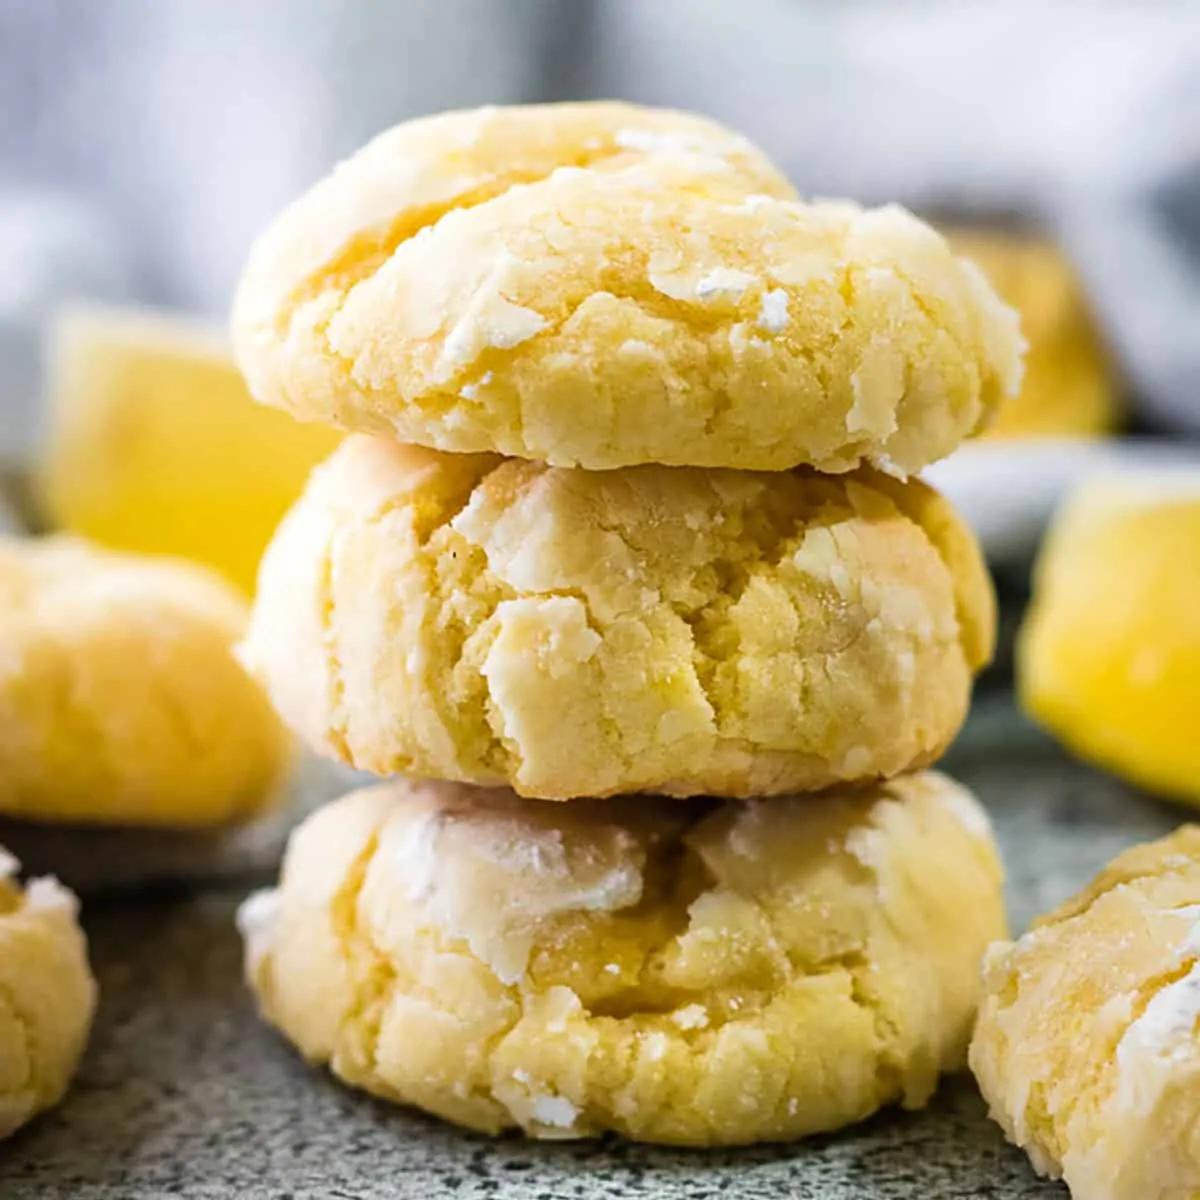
[[233, 101, 1023, 474]]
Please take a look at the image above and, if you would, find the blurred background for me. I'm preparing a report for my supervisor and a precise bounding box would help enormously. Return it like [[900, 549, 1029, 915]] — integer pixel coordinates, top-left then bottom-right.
[[2, 0, 1199, 570]]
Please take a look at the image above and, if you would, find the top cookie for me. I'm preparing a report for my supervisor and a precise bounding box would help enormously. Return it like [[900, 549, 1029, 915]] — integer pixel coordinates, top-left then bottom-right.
[[233, 102, 1023, 474]]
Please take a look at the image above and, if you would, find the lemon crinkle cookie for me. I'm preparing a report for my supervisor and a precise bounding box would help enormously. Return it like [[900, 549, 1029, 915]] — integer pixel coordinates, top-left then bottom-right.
[[242, 436, 994, 800], [0, 849, 96, 1137], [240, 770, 1006, 1145], [971, 827, 1200, 1200], [233, 101, 1023, 475], [0, 536, 291, 827]]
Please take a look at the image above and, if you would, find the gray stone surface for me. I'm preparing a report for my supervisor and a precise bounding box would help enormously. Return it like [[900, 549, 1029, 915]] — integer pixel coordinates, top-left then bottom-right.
[[0, 694, 1185, 1198]]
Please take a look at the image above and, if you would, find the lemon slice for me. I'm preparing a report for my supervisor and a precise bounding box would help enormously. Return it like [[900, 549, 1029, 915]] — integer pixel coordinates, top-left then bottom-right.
[[37, 305, 341, 594], [1019, 473, 1200, 803]]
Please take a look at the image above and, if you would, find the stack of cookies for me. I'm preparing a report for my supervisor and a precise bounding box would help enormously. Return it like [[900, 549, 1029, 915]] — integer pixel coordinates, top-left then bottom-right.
[[232, 102, 1022, 1147]]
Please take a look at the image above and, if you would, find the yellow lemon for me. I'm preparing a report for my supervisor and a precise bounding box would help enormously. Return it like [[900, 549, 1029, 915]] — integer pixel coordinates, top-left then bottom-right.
[[1018, 475, 1200, 803], [948, 230, 1118, 439], [37, 305, 341, 594]]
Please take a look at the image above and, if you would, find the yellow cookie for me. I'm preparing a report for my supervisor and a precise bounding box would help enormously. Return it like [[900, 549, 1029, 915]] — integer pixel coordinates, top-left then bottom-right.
[[0, 537, 292, 828], [972, 827, 1200, 1200], [949, 230, 1118, 439], [0, 849, 96, 1138], [233, 101, 1023, 474], [242, 436, 994, 800], [1018, 475, 1200, 806], [241, 771, 1006, 1146]]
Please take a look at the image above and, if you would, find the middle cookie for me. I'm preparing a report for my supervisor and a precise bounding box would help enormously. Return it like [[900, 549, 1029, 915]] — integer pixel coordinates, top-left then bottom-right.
[[243, 436, 994, 799]]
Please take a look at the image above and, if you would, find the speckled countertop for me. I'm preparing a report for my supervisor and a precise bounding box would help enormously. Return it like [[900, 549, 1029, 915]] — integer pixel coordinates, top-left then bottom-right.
[[0, 695, 1182, 1199]]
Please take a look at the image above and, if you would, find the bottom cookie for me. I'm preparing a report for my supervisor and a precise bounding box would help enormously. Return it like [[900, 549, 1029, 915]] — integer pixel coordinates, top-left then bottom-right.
[[240, 772, 1006, 1146]]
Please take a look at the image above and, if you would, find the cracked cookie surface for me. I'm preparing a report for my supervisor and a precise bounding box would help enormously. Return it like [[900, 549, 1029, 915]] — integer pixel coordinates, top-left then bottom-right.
[[242, 436, 994, 800], [232, 101, 1023, 474], [240, 771, 1006, 1145], [972, 828, 1200, 1200], [0, 850, 95, 1137], [0, 537, 292, 827]]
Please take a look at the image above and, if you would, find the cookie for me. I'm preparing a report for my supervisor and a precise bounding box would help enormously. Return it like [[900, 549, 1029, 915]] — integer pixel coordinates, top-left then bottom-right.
[[242, 436, 994, 800], [1018, 474, 1200, 807], [0, 536, 292, 827], [241, 771, 1006, 1145], [0, 850, 96, 1137], [233, 101, 1023, 475], [971, 827, 1200, 1200]]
